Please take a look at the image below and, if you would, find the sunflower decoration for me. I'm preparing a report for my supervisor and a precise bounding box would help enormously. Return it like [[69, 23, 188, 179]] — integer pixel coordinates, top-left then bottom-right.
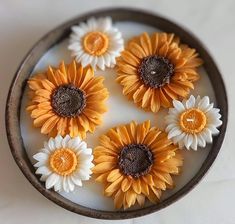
[[33, 135, 94, 192], [27, 60, 109, 139], [165, 95, 222, 150], [92, 120, 183, 209], [68, 17, 124, 70], [116, 32, 203, 112]]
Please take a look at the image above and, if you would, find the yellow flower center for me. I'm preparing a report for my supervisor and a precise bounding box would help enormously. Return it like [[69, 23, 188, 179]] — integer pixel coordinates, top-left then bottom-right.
[[83, 31, 109, 56], [49, 148, 78, 176], [180, 108, 207, 134]]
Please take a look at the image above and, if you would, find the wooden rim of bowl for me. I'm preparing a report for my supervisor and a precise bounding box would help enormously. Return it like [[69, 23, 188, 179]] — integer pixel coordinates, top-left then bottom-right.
[[5, 8, 228, 219]]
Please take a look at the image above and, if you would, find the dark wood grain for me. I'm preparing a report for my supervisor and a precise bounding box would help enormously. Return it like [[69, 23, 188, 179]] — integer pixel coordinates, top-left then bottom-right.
[[5, 8, 228, 219]]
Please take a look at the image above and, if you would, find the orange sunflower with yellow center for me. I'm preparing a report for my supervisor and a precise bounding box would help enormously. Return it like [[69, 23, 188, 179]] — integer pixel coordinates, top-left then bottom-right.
[[116, 32, 203, 112], [92, 120, 183, 209], [27, 60, 109, 139]]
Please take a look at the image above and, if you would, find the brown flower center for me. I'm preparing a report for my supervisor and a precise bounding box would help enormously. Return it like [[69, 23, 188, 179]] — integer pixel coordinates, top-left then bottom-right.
[[83, 31, 109, 56], [138, 55, 174, 88], [118, 144, 153, 178], [51, 84, 86, 117], [180, 108, 207, 134], [49, 148, 78, 176]]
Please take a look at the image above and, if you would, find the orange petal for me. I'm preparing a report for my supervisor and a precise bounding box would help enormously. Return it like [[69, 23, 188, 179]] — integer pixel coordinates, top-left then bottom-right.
[[116, 125, 131, 145], [141, 88, 152, 108], [140, 32, 152, 55], [95, 172, 109, 182], [151, 33, 159, 54], [132, 179, 141, 194], [129, 42, 146, 59], [95, 155, 116, 164], [117, 63, 137, 75], [105, 175, 124, 193], [136, 194, 145, 207], [41, 115, 59, 134], [67, 60, 77, 84], [143, 129, 161, 146], [93, 162, 116, 173], [125, 189, 137, 208], [59, 61, 67, 76], [41, 79, 55, 92], [107, 169, 122, 182], [35, 89, 51, 99], [114, 189, 124, 209], [159, 88, 171, 108], [33, 113, 54, 127], [121, 177, 133, 192], [120, 50, 140, 67]]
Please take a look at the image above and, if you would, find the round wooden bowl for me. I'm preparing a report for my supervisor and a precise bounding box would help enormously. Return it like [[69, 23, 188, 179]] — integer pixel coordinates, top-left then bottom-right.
[[5, 8, 228, 219]]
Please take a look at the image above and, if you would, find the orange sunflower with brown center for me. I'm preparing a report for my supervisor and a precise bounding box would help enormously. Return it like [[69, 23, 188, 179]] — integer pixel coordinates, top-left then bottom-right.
[[27, 60, 109, 139], [116, 32, 203, 112], [92, 120, 183, 209]]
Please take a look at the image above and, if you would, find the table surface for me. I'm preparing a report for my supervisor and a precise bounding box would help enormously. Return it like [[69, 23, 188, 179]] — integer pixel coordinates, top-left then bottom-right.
[[0, 0, 234, 223]]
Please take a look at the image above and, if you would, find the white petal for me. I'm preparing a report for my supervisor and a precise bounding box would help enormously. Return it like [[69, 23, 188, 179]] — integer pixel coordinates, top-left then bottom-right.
[[71, 26, 86, 36], [34, 160, 46, 168], [54, 178, 62, 192], [78, 141, 88, 150], [168, 108, 180, 116], [63, 176, 69, 193], [186, 95, 196, 109], [110, 55, 116, 65], [173, 100, 185, 112], [208, 117, 223, 127], [76, 169, 90, 180], [97, 56, 105, 70], [79, 153, 93, 162], [198, 133, 206, 147], [43, 142, 51, 153], [40, 174, 48, 182], [33, 152, 48, 162], [68, 137, 82, 150], [35, 166, 51, 175], [81, 147, 92, 155], [185, 134, 193, 149], [103, 53, 111, 67], [75, 52, 84, 62], [207, 124, 220, 135], [191, 135, 198, 151], [81, 54, 91, 67], [90, 56, 98, 69], [203, 103, 214, 113], [68, 42, 81, 51], [67, 177, 75, 192], [45, 173, 60, 189], [48, 137, 56, 151], [168, 127, 182, 139], [71, 175, 82, 186], [202, 128, 213, 143], [70, 33, 82, 42], [61, 135, 71, 148], [195, 95, 202, 107], [54, 135, 63, 149], [198, 96, 210, 110], [165, 123, 178, 133], [98, 17, 112, 31], [173, 132, 186, 144]]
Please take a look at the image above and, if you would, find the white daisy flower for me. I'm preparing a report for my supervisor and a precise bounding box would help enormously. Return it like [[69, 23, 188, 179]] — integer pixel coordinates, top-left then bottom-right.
[[33, 135, 94, 193], [68, 17, 124, 70], [165, 95, 222, 150]]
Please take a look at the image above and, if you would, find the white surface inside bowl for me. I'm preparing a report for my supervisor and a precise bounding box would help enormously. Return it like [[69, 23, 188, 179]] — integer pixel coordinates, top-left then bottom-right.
[[20, 21, 216, 211]]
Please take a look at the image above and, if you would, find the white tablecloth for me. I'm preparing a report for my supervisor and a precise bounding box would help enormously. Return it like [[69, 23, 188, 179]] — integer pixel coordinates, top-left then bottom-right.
[[0, 0, 234, 223]]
